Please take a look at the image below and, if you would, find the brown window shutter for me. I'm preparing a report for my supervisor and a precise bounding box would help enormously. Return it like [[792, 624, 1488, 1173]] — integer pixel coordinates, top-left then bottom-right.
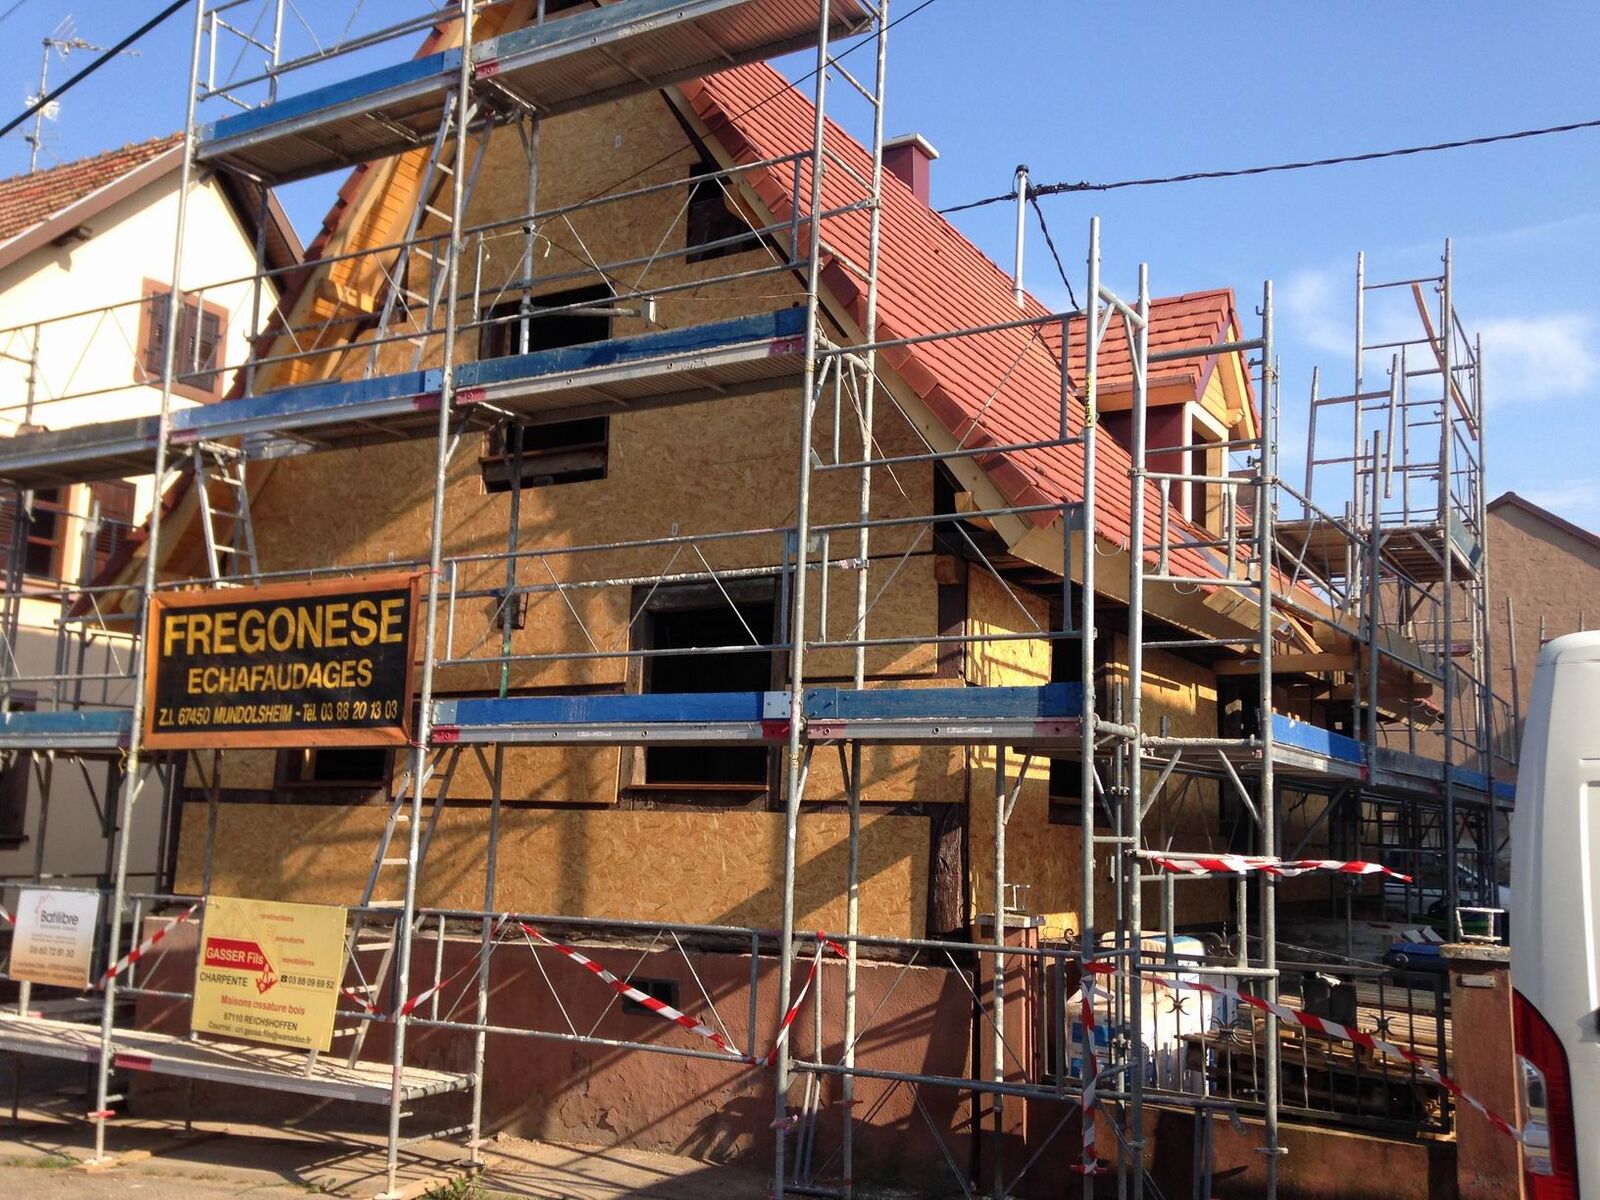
[[89, 481, 136, 578]]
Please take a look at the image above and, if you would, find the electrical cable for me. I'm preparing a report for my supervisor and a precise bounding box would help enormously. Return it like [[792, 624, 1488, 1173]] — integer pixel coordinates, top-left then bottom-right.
[[1028, 192, 1078, 310], [0, 0, 189, 143], [0, 0, 39, 27], [938, 115, 1600, 215]]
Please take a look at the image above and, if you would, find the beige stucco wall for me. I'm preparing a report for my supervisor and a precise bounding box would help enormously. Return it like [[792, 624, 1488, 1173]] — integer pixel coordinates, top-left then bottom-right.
[[0, 164, 275, 888]]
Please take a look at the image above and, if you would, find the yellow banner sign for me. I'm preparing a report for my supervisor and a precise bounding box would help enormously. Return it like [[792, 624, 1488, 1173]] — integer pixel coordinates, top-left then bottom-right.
[[191, 895, 346, 1052], [9, 887, 99, 988]]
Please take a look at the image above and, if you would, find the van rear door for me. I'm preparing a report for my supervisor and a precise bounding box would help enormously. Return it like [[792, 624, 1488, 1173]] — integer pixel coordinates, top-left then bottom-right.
[[1510, 631, 1600, 1195]]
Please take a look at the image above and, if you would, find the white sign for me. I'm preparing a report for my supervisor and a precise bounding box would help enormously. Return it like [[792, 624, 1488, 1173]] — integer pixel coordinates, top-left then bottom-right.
[[10, 887, 99, 988]]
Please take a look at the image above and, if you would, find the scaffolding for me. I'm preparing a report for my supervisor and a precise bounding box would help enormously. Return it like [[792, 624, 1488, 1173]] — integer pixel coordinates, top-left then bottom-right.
[[0, 3, 1511, 1198]]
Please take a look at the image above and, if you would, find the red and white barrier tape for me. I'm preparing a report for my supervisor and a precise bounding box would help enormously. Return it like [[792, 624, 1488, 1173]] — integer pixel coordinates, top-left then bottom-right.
[[765, 933, 846, 1069], [1141, 970, 1521, 1142], [340, 984, 384, 1017], [391, 915, 509, 1020], [96, 901, 201, 989], [1143, 853, 1412, 882], [1072, 960, 1115, 1176], [521, 923, 747, 1061]]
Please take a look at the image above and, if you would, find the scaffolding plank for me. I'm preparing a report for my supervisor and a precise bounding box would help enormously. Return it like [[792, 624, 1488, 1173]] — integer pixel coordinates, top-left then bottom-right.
[[432, 690, 791, 745], [175, 370, 446, 448], [803, 683, 1082, 745], [1269, 715, 1365, 766], [0, 1014, 470, 1105], [0, 371, 444, 489], [0, 709, 131, 752], [475, 0, 871, 118], [453, 308, 809, 422], [196, 50, 462, 184], [195, 0, 870, 185], [0, 415, 163, 488]]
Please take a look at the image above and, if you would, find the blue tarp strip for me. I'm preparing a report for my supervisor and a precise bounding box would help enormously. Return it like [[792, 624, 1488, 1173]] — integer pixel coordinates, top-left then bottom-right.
[[437, 691, 781, 727], [803, 683, 1080, 721], [0, 710, 130, 736]]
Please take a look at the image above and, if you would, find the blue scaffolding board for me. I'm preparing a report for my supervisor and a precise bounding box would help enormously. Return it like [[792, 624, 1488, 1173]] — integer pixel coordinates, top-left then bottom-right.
[[0, 371, 443, 488], [196, 0, 870, 184], [454, 308, 810, 422], [432, 690, 790, 745], [0, 709, 131, 753]]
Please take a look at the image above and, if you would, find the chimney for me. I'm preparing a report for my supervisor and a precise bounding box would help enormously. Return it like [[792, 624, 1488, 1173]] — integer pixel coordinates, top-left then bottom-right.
[[883, 133, 939, 205]]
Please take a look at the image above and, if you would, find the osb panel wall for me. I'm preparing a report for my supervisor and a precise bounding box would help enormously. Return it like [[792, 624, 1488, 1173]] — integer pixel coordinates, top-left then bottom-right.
[[174, 802, 928, 938], [419, 743, 620, 804], [959, 570, 1109, 939], [1104, 636, 1230, 925], [249, 82, 942, 687], [967, 569, 1050, 689]]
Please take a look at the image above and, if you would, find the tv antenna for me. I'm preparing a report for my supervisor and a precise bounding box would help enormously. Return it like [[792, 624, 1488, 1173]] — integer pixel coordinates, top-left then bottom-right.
[[26, 17, 141, 173]]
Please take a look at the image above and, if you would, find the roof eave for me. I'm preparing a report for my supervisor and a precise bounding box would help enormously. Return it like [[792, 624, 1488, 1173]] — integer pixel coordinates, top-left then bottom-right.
[[0, 142, 186, 277]]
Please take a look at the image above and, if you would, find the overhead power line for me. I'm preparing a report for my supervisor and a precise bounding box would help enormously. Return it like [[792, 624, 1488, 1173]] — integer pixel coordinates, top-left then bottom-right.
[[0, 0, 189, 144], [938, 115, 1600, 215], [0, 0, 40, 27]]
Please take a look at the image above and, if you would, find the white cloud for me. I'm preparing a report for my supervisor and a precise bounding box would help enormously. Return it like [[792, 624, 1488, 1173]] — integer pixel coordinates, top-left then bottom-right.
[[1476, 312, 1600, 402], [1280, 264, 1346, 356]]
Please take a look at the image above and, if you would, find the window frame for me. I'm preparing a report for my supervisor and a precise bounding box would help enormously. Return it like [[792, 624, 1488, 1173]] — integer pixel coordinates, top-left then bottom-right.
[[480, 417, 609, 493], [621, 578, 780, 797], [87, 480, 137, 582], [685, 161, 762, 264], [135, 279, 229, 403], [276, 746, 394, 792], [0, 486, 73, 589], [0, 693, 35, 849]]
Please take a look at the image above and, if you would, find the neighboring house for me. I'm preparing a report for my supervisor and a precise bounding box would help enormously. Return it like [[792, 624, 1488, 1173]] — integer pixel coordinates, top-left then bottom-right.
[[0, 135, 299, 886], [1486, 491, 1600, 746]]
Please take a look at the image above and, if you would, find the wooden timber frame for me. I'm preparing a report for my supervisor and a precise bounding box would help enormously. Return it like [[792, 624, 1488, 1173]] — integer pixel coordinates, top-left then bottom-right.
[[0, 3, 1509, 1199]]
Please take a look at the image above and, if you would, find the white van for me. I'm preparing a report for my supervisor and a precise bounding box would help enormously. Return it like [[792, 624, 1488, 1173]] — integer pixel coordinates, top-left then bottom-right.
[[1510, 630, 1600, 1196]]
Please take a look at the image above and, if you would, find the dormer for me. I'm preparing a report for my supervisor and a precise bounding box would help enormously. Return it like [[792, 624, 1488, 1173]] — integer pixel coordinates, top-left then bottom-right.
[[1091, 289, 1258, 533]]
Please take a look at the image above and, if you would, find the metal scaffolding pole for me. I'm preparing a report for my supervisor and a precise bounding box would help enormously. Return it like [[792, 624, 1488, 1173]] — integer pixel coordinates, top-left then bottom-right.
[[1078, 219, 1101, 1200], [841, 3, 889, 1188], [382, 3, 475, 1194], [772, 1, 834, 1192], [1439, 241, 1458, 925], [1258, 279, 1281, 1195], [88, 0, 206, 1164], [1125, 258, 1151, 1198]]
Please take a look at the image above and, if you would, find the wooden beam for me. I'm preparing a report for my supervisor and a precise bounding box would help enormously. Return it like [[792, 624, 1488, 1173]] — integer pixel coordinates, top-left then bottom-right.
[[1323, 682, 1433, 703], [1213, 652, 1357, 676]]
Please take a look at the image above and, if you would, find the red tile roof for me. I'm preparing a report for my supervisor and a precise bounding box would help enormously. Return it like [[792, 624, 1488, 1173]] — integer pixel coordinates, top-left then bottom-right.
[[681, 64, 1255, 581], [0, 132, 182, 244]]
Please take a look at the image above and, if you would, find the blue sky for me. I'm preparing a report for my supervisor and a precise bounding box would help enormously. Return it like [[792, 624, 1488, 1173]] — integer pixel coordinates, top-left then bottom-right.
[[1, 1, 1595, 527]]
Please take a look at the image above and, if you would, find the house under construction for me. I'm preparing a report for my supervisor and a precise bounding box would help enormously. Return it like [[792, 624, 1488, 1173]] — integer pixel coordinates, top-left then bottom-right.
[[0, 3, 1512, 1198]]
